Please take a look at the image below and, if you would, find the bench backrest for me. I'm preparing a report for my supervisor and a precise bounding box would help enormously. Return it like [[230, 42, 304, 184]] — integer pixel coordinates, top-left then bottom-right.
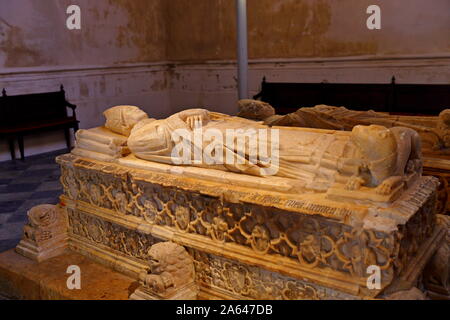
[[254, 77, 450, 116], [0, 88, 69, 127], [393, 84, 450, 115]]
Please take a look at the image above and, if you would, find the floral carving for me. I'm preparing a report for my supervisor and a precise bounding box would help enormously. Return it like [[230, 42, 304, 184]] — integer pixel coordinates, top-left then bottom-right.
[[211, 216, 228, 242], [251, 225, 271, 254], [174, 205, 190, 231], [189, 249, 357, 300], [67, 209, 158, 260], [59, 158, 438, 289]]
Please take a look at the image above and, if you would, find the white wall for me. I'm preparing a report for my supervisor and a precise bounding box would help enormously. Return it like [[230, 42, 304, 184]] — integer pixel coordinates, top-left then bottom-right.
[[2, 53, 450, 162], [0, 63, 170, 161], [171, 54, 450, 115], [0, 0, 169, 161], [1, 0, 450, 161]]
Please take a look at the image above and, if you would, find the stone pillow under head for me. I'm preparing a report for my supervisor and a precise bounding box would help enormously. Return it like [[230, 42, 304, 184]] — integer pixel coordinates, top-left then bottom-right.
[[104, 105, 149, 136]]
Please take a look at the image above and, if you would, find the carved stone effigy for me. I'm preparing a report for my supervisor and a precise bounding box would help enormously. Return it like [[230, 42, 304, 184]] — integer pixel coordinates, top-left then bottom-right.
[[44, 105, 446, 300], [238, 100, 450, 215], [15, 204, 68, 262]]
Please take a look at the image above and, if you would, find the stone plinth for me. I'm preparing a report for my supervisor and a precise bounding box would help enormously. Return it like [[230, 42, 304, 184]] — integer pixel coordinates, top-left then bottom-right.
[[55, 154, 444, 300], [130, 283, 198, 300], [15, 204, 68, 263]]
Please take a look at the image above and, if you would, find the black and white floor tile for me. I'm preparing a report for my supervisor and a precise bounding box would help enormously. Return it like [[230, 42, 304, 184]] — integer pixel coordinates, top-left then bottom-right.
[[0, 150, 66, 254]]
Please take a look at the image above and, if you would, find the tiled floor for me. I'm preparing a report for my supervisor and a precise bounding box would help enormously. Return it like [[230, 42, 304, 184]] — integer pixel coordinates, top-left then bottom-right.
[[0, 149, 67, 254]]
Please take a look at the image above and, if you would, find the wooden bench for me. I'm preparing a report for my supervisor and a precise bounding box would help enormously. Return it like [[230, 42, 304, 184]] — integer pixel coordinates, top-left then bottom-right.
[[253, 77, 450, 116], [0, 85, 79, 161]]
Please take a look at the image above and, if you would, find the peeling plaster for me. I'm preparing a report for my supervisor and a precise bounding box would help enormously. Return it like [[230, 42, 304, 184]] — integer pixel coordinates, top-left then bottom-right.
[[1, 0, 449, 69], [0, 18, 45, 67]]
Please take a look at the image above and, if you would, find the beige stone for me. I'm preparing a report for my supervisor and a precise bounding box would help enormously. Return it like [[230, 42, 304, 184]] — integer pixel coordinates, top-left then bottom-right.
[[238, 101, 449, 155], [15, 204, 68, 263], [4, 105, 445, 300], [0, 249, 135, 300], [104, 105, 149, 136], [73, 126, 131, 162], [237, 99, 275, 120], [130, 242, 198, 300], [124, 108, 423, 204], [238, 101, 450, 215], [56, 148, 442, 299]]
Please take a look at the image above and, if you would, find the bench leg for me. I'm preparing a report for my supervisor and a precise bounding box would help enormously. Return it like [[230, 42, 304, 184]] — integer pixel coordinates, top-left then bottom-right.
[[8, 137, 16, 161], [64, 128, 72, 151], [17, 135, 25, 161]]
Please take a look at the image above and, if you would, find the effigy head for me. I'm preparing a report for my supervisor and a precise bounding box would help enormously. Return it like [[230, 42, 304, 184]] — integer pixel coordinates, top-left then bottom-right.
[[128, 118, 171, 157], [237, 99, 275, 121], [104, 105, 149, 136]]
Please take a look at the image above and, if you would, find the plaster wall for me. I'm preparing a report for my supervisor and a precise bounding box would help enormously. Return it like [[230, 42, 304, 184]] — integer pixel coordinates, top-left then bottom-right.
[[167, 0, 450, 115], [166, 0, 450, 61], [0, 0, 169, 161], [0, 64, 170, 161], [1, 0, 449, 160], [0, 0, 167, 68]]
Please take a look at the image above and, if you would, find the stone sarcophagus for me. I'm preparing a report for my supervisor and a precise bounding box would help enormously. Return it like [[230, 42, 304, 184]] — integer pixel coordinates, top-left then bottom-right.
[[56, 152, 443, 300], [6, 105, 447, 300]]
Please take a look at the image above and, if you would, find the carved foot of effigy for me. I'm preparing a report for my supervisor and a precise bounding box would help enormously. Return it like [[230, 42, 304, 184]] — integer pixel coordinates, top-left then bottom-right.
[[15, 204, 68, 262], [129, 242, 198, 300]]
